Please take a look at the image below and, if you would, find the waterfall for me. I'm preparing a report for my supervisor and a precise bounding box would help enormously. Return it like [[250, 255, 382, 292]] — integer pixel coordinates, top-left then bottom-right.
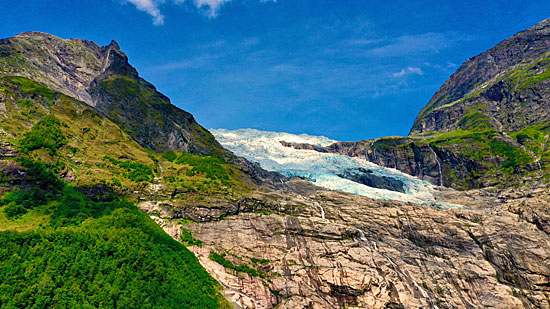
[[314, 202, 325, 220], [429, 146, 443, 186], [356, 228, 367, 241]]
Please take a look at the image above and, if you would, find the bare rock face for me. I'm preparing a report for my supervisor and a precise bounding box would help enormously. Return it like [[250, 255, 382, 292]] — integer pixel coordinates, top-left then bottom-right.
[[151, 180, 550, 308]]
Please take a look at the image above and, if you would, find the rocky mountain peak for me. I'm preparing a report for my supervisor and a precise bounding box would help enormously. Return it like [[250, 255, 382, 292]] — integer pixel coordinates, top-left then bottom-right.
[[14, 31, 61, 40], [530, 17, 550, 33], [107, 39, 121, 50], [0, 32, 225, 155], [410, 17, 550, 135]]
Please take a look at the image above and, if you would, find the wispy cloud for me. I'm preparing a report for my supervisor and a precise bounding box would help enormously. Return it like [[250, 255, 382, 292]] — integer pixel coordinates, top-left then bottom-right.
[[423, 61, 457, 72], [124, 0, 166, 25], [365, 32, 466, 57], [193, 0, 231, 18], [392, 66, 423, 78], [122, 0, 276, 24], [155, 54, 221, 70]]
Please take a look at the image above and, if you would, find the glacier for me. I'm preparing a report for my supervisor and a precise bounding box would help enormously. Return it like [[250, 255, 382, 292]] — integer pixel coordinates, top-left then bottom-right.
[[212, 128, 459, 208]]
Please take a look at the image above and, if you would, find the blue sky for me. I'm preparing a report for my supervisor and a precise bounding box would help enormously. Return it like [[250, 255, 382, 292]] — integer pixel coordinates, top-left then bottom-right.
[[1, 1, 550, 141]]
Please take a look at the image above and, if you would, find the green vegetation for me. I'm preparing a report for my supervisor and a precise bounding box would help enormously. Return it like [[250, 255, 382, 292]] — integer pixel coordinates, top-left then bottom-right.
[[174, 153, 230, 182], [0, 76, 56, 103], [488, 140, 532, 173], [1, 188, 47, 219], [209, 251, 266, 278], [0, 210, 226, 308], [101, 75, 169, 106], [1, 157, 66, 220], [104, 156, 154, 183], [19, 115, 67, 155], [161, 150, 178, 162], [510, 124, 550, 160], [180, 227, 203, 247], [0, 46, 26, 72], [0, 159, 228, 308], [508, 56, 550, 89], [457, 112, 492, 130], [102, 75, 141, 98], [250, 258, 270, 265], [423, 129, 533, 173], [372, 137, 410, 150], [17, 158, 64, 191]]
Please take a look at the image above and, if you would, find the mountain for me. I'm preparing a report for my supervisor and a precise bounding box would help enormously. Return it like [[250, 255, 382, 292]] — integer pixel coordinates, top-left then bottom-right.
[[411, 18, 550, 134], [0, 31, 223, 155], [0, 32, 274, 307], [282, 19, 550, 190], [1, 23, 550, 309]]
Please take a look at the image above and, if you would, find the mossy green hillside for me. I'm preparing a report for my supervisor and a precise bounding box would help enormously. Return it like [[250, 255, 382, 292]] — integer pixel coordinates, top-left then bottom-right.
[[0, 158, 229, 308], [0, 75, 255, 204], [1, 33, 226, 156], [158, 150, 253, 205], [417, 127, 546, 188], [0, 76, 158, 191]]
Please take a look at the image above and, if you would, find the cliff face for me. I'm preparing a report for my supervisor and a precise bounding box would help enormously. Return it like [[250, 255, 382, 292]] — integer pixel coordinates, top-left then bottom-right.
[[0, 31, 224, 155], [146, 180, 550, 309]]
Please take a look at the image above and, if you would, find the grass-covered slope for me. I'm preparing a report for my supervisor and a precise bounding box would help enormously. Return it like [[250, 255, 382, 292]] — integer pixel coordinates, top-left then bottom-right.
[[0, 75, 263, 307], [417, 127, 548, 188], [0, 159, 228, 308], [325, 125, 549, 190], [0, 75, 254, 198]]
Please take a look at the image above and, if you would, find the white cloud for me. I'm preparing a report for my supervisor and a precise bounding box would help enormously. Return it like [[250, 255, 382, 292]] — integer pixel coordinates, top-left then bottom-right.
[[194, 0, 231, 18], [125, 0, 166, 25], [392, 66, 423, 78], [122, 0, 275, 23]]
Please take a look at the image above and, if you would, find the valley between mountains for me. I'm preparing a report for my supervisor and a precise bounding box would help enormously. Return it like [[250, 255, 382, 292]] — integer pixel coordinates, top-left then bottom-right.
[[1, 19, 550, 309]]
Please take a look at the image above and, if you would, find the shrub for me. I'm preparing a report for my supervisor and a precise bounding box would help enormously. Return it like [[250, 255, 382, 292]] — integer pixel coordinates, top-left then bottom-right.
[[50, 186, 132, 227], [175, 153, 230, 182], [209, 251, 265, 278], [161, 150, 178, 162], [1, 188, 47, 219], [17, 158, 64, 192], [20, 115, 67, 155], [104, 156, 153, 182], [180, 227, 203, 247]]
